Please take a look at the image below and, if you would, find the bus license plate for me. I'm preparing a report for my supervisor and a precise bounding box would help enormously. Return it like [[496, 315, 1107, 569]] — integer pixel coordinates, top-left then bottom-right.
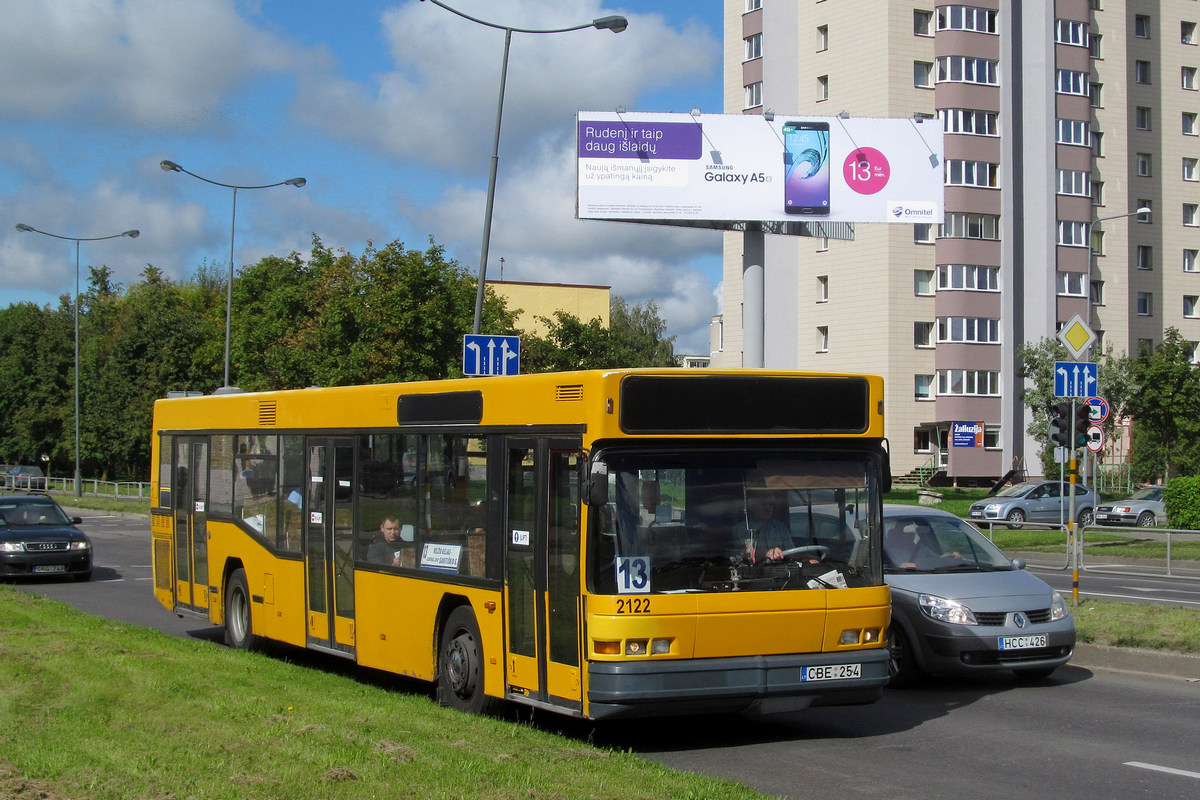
[[801, 663, 861, 682], [998, 634, 1047, 650], [33, 565, 66, 573]]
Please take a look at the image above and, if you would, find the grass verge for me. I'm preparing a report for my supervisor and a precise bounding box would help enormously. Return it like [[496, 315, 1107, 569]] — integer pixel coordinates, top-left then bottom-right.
[[1072, 599, 1200, 653], [0, 587, 765, 800]]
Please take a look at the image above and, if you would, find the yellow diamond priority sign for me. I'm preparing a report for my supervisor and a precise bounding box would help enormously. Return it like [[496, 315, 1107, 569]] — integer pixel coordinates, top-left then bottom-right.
[[1058, 313, 1096, 360]]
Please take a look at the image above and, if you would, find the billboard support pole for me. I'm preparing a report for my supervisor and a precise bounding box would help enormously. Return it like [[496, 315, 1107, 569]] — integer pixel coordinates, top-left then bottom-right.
[[743, 224, 765, 367]]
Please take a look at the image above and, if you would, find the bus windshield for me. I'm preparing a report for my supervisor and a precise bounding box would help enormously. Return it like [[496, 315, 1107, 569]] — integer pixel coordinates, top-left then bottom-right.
[[591, 448, 882, 594]]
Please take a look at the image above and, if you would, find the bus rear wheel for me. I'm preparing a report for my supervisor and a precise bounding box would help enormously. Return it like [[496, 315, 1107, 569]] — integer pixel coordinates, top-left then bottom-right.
[[224, 568, 260, 651], [438, 607, 499, 715]]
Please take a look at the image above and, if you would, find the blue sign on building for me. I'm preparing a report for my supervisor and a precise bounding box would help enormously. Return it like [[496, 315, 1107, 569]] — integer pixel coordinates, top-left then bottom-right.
[[463, 334, 520, 377]]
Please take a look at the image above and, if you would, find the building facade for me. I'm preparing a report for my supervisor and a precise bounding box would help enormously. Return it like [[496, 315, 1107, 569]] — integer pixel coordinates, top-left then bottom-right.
[[716, 0, 1200, 484]]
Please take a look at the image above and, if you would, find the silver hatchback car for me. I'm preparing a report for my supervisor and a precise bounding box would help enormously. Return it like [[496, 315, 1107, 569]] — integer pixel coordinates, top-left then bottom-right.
[[883, 505, 1075, 686], [967, 480, 1096, 528]]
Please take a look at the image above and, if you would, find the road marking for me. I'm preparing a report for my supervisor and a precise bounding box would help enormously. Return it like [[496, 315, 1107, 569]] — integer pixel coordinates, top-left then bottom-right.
[[1125, 762, 1200, 780], [1075, 590, 1200, 608]]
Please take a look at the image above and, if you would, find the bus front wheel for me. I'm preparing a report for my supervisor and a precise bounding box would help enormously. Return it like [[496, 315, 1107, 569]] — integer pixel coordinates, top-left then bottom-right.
[[438, 607, 499, 715], [224, 568, 260, 651]]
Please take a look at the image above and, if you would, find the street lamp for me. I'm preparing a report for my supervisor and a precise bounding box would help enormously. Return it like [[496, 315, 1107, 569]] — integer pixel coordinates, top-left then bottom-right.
[[15, 223, 140, 497], [421, 0, 628, 335], [1086, 207, 1153, 342], [159, 160, 306, 389]]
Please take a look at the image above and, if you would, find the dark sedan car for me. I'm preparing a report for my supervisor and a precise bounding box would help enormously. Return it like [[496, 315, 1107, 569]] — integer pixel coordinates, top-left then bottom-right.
[[883, 505, 1075, 686], [0, 495, 92, 580]]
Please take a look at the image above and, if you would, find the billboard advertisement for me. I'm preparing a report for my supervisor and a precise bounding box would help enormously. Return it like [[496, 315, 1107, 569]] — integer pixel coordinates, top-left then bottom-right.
[[951, 421, 985, 448], [577, 111, 943, 227]]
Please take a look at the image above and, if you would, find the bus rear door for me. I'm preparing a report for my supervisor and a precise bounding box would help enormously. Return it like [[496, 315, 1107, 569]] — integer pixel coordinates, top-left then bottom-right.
[[504, 438, 583, 713], [304, 437, 356, 655]]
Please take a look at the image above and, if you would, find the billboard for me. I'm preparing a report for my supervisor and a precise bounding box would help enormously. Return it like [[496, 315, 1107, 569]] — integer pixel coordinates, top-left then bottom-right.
[[576, 111, 943, 228]]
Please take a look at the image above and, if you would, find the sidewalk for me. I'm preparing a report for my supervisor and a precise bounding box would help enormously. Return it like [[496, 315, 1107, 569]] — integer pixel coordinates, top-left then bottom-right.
[[1072, 642, 1200, 681]]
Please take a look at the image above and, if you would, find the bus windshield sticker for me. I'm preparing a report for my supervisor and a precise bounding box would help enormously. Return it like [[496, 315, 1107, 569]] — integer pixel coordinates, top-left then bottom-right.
[[309, 511, 323, 524], [420, 543, 462, 573], [512, 529, 530, 546], [193, 500, 205, 512], [615, 555, 651, 594]]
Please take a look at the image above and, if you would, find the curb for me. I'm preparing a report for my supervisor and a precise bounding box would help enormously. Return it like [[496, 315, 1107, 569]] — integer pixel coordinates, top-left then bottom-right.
[[1070, 642, 1200, 680]]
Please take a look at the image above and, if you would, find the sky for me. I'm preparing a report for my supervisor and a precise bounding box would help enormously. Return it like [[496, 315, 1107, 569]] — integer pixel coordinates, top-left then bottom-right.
[[0, 0, 726, 356]]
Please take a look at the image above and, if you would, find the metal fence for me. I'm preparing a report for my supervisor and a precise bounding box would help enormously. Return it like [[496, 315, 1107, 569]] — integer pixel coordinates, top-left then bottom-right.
[[39, 476, 151, 502]]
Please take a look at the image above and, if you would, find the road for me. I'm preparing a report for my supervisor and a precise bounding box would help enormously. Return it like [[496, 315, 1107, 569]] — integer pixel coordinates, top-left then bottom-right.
[[11, 509, 1200, 800]]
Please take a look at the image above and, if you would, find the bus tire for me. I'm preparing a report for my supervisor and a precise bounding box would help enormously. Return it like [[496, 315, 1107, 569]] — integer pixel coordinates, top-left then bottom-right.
[[224, 568, 260, 651], [438, 606, 499, 715]]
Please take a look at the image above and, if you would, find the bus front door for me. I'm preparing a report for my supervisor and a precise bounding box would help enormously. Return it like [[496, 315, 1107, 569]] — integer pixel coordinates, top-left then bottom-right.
[[173, 436, 210, 613], [304, 437, 356, 655], [504, 439, 583, 712]]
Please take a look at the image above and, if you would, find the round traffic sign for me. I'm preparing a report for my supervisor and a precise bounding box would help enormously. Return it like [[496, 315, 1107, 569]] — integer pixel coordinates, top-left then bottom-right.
[[1087, 396, 1110, 423], [1086, 424, 1104, 453]]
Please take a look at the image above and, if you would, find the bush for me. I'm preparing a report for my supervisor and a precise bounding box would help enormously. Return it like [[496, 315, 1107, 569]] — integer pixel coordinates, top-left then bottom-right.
[[1163, 476, 1200, 530]]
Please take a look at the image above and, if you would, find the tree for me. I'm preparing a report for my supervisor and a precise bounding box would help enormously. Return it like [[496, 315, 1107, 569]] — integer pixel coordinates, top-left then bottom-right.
[[1126, 328, 1200, 481], [521, 297, 678, 373]]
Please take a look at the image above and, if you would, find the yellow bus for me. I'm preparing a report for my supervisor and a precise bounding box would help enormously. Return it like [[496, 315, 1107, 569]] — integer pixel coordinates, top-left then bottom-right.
[[150, 369, 892, 719]]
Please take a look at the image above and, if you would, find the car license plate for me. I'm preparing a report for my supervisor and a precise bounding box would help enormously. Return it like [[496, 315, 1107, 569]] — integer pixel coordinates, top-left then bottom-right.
[[32, 565, 66, 573], [801, 663, 861, 682], [998, 634, 1047, 650]]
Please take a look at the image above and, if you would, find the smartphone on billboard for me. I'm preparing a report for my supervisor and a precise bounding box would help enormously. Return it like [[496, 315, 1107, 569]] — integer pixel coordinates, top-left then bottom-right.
[[783, 121, 831, 215]]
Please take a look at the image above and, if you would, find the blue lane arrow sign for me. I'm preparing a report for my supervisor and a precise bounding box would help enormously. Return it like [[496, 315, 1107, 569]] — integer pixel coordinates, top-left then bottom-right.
[[1054, 361, 1098, 398], [463, 334, 520, 376]]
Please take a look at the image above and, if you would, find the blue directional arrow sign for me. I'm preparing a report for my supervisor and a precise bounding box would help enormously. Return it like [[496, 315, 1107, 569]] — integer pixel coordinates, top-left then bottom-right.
[[463, 334, 520, 377], [1054, 361, 1098, 398]]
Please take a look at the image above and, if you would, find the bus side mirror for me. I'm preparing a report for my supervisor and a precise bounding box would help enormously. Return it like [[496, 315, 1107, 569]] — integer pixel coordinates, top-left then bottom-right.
[[583, 460, 609, 506]]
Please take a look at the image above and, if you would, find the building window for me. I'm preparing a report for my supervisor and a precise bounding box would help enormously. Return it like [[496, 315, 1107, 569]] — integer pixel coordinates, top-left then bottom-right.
[[914, 269, 935, 296], [1184, 67, 1198, 90], [1135, 61, 1152, 85], [745, 81, 762, 109], [745, 33, 762, 61], [1057, 69, 1090, 95], [945, 159, 999, 188], [1137, 153, 1152, 177], [1089, 33, 1102, 59], [817, 275, 829, 302], [1135, 15, 1152, 39], [914, 61, 934, 88], [1138, 292, 1154, 316], [937, 369, 1000, 397], [1136, 107, 1152, 130], [937, 56, 999, 85], [817, 75, 829, 101], [915, 322, 935, 348], [1138, 245, 1154, 270], [914, 223, 935, 244], [1186, 203, 1200, 227], [984, 426, 1001, 449], [1057, 272, 1087, 297], [1091, 229, 1105, 256], [914, 10, 934, 36], [1091, 280, 1105, 306], [1138, 339, 1154, 357], [1185, 296, 1200, 319], [1184, 157, 1199, 181], [816, 326, 829, 353], [817, 25, 828, 51], [937, 6, 998, 34], [1186, 113, 1199, 135], [746, 0, 762, 10], [1138, 201, 1153, 223], [943, 108, 999, 136], [1091, 131, 1103, 156], [1057, 169, 1091, 196], [1191, 342, 1200, 365], [1057, 220, 1089, 247], [915, 376, 935, 402], [1089, 82, 1103, 107], [1055, 19, 1088, 46], [1092, 180, 1104, 206], [1055, 118, 1089, 145], [1185, 249, 1199, 272], [937, 317, 1000, 344], [938, 263, 1000, 291], [942, 212, 1000, 240], [1184, 22, 1198, 46]]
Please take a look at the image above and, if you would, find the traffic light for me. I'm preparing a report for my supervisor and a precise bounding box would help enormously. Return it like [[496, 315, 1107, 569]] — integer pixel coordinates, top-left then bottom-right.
[[1048, 402, 1070, 446], [1074, 402, 1092, 447]]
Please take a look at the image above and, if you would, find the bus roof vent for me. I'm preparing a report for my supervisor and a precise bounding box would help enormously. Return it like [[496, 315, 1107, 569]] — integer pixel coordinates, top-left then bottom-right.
[[555, 384, 584, 402], [257, 400, 278, 427]]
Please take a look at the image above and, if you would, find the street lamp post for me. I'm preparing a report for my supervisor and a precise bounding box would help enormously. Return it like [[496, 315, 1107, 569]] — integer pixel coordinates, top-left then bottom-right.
[[421, 0, 628, 335], [15, 223, 139, 497], [1086, 207, 1153, 340], [159, 160, 306, 389]]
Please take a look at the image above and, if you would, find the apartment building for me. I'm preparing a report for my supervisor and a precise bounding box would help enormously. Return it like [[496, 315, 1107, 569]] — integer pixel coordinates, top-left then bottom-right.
[[717, 0, 1200, 484]]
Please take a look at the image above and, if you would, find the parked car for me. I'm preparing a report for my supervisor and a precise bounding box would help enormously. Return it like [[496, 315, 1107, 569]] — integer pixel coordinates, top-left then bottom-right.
[[882, 505, 1075, 686], [967, 480, 1096, 527], [0, 494, 92, 580], [5, 465, 47, 491], [1095, 485, 1167, 527]]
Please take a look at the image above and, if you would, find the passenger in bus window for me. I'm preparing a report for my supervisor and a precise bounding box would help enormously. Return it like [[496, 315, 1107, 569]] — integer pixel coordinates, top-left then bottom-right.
[[368, 517, 405, 566]]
